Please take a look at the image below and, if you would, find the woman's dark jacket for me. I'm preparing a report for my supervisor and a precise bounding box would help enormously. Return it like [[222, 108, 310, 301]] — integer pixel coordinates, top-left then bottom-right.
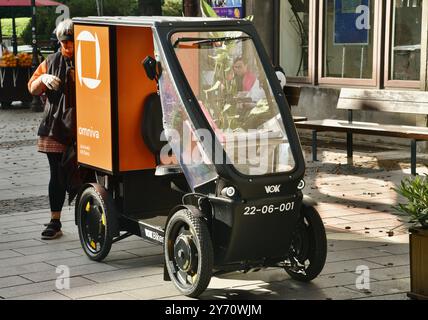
[[38, 51, 76, 145]]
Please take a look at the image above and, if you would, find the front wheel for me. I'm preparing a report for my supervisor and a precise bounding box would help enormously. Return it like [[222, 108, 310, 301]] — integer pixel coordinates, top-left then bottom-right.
[[284, 204, 327, 282], [164, 208, 213, 298], [76, 185, 117, 262]]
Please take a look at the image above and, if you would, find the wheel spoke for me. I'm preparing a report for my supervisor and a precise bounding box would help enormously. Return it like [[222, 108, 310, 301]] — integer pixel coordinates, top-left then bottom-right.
[[177, 270, 189, 286]]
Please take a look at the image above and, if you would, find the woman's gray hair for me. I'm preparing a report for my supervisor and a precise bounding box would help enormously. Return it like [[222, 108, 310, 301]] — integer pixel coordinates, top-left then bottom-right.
[[56, 19, 74, 41]]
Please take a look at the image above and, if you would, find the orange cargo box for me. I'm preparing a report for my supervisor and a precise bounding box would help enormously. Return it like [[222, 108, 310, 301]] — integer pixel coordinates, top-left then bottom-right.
[[74, 23, 158, 173]]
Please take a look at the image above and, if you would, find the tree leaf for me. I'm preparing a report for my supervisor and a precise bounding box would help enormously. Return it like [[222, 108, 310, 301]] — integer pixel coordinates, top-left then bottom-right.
[[200, 0, 218, 18]]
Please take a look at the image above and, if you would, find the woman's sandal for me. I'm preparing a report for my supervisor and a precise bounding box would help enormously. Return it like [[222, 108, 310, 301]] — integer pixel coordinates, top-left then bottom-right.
[[41, 220, 63, 240]]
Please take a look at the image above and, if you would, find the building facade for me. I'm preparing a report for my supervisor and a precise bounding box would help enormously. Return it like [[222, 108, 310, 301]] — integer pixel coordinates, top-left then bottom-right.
[[244, 0, 428, 149]]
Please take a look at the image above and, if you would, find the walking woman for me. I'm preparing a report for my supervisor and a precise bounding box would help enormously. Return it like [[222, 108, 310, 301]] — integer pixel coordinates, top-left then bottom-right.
[[28, 19, 76, 240]]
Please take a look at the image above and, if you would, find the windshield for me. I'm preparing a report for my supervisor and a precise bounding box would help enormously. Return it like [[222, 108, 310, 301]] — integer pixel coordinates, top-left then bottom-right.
[[171, 31, 295, 176]]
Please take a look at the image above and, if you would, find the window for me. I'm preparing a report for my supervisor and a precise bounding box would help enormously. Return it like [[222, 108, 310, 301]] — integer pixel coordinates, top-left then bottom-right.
[[276, 0, 428, 89], [172, 31, 296, 176], [279, 0, 314, 83], [319, 0, 382, 86], [385, 0, 426, 88]]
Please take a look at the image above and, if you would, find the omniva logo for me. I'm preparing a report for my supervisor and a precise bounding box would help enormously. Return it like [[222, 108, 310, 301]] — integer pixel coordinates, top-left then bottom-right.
[[76, 30, 102, 90], [78, 127, 100, 139]]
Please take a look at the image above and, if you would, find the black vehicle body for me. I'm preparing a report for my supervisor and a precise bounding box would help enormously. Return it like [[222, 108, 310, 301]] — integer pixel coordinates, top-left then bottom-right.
[[72, 16, 326, 297]]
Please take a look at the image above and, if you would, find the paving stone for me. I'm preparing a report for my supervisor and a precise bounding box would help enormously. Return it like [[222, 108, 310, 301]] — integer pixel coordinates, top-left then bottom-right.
[[220, 268, 289, 284], [369, 265, 410, 281], [109, 239, 158, 252], [0, 276, 32, 289], [0, 277, 94, 298], [326, 247, 393, 263], [0, 262, 55, 278], [83, 266, 163, 283], [321, 259, 386, 275], [327, 239, 396, 252], [210, 282, 368, 300], [0, 239, 44, 251], [12, 241, 82, 255], [125, 246, 164, 257], [58, 276, 160, 299], [0, 231, 44, 243], [21, 263, 119, 282], [207, 277, 265, 290], [0, 249, 23, 259], [0, 250, 79, 268], [9, 291, 72, 300], [78, 292, 138, 300], [345, 278, 410, 297], [105, 255, 164, 269], [0, 220, 38, 230], [46, 251, 139, 268], [125, 283, 183, 300], [356, 293, 409, 300], [373, 243, 410, 255], [365, 254, 410, 267]]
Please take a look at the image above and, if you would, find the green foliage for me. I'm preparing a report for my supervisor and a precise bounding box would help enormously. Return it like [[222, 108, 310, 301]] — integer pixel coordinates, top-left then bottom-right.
[[21, 0, 138, 44], [162, 0, 183, 16], [0, 18, 31, 38], [22, 8, 58, 43], [393, 175, 428, 227], [200, 0, 218, 18]]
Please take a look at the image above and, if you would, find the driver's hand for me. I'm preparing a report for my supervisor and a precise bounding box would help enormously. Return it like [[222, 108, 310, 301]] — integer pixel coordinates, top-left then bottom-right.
[[40, 74, 61, 91]]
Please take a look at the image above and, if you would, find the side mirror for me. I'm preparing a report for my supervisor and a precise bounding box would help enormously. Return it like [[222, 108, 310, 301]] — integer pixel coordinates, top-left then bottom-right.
[[143, 56, 161, 81]]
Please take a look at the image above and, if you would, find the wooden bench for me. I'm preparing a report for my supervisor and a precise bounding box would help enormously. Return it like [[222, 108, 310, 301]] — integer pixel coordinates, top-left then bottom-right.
[[295, 88, 428, 175]]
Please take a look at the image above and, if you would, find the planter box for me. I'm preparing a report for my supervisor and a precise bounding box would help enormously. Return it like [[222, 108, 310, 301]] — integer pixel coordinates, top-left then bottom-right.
[[408, 227, 428, 300]]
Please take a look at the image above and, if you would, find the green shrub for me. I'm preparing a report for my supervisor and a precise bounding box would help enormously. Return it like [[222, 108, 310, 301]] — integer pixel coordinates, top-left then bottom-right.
[[393, 175, 428, 228], [162, 0, 183, 16]]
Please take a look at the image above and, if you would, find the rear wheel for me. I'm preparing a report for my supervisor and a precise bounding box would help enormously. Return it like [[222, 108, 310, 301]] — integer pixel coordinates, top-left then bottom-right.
[[165, 209, 213, 298], [76, 185, 116, 261], [284, 204, 327, 281]]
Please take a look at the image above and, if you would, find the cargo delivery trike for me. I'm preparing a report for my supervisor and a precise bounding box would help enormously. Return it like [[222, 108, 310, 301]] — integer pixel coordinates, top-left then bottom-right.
[[72, 16, 327, 297]]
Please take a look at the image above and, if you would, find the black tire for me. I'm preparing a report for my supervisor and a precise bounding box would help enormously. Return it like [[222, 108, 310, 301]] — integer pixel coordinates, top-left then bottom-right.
[[164, 208, 213, 298], [76, 185, 116, 262], [284, 204, 327, 282]]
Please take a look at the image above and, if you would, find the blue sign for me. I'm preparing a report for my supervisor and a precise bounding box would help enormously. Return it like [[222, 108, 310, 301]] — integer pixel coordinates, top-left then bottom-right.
[[334, 0, 370, 45], [209, 0, 243, 19]]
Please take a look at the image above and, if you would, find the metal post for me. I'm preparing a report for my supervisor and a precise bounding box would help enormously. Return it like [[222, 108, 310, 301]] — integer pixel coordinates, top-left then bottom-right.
[[12, 16, 18, 55], [347, 110, 353, 158], [0, 18, 3, 44], [312, 130, 318, 161], [411, 140, 417, 176], [346, 132, 353, 159], [341, 47, 346, 78], [30, 0, 43, 112]]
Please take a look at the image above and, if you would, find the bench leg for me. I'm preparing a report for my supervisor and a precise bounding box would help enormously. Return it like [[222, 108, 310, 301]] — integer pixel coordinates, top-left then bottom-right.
[[312, 130, 318, 162], [411, 140, 417, 176], [347, 132, 353, 159]]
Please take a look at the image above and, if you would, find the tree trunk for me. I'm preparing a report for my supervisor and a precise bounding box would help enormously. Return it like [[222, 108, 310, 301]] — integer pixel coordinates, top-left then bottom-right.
[[138, 0, 163, 16], [183, 0, 200, 17]]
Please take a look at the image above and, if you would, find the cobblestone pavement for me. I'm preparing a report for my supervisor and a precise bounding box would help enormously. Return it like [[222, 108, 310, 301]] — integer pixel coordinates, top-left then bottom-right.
[[1, 107, 427, 300]]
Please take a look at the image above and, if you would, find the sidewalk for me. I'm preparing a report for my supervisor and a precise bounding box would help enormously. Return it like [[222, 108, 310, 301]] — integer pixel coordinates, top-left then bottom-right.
[[0, 107, 427, 300]]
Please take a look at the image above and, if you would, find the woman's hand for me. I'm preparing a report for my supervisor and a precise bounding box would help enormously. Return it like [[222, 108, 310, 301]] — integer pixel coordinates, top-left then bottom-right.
[[40, 74, 62, 91]]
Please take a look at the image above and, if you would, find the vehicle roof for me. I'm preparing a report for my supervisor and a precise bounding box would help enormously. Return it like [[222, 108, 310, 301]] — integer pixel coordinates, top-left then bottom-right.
[[72, 16, 249, 27]]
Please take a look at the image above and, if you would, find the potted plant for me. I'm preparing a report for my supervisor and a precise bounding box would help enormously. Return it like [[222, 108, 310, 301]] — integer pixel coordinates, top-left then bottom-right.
[[393, 175, 428, 300]]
